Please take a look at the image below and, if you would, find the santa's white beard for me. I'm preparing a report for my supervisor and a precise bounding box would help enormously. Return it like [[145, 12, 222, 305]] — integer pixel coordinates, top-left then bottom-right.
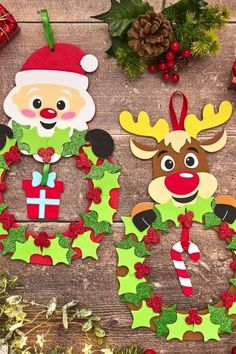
[[4, 86, 96, 137]]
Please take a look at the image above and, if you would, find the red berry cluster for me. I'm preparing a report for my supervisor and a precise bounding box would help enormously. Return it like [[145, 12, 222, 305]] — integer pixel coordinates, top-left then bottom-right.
[[86, 187, 102, 204], [135, 262, 150, 279], [68, 220, 85, 238], [221, 292, 236, 309], [178, 211, 194, 229], [185, 309, 202, 325], [4, 146, 21, 165], [0, 210, 15, 230], [230, 260, 236, 271], [143, 349, 157, 354], [143, 228, 160, 244], [38, 147, 55, 163], [34, 232, 50, 249], [148, 41, 192, 84], [75, 153, 92, 169], [146, 296, 163, 313], [218, 222, 235, 240], [232, 346, 236, 354]]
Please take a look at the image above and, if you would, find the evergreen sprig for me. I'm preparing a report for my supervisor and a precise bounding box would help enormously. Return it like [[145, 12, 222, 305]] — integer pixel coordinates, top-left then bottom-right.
[[115, 45, 147, 78]]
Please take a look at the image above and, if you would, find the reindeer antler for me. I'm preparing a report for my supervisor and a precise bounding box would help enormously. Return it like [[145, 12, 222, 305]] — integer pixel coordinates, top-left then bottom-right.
[[184, 101, 233, 138], [119, 111, 169, 142]]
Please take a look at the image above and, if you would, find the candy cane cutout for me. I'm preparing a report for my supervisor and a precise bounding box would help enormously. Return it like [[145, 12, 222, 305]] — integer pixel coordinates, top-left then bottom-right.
[[170, 241, 201, 297]]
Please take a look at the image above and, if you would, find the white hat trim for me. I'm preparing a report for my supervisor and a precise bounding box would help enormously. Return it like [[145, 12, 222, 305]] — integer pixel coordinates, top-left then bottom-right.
[[15, 70, 89, 90]]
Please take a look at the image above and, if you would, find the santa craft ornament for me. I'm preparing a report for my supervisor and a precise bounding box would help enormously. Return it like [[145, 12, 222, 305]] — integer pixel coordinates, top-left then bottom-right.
[[0, 11, 120, 266]]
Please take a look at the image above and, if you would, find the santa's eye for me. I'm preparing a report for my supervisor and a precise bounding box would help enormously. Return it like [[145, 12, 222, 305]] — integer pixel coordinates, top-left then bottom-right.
[[161, 155, 175, 172], [31, 98, 42, 109], [184, 153, 199, 169], [56, 97, 69, 111]]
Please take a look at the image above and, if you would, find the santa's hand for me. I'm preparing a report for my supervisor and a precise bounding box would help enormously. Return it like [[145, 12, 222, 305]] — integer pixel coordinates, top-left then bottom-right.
[[85, 129, 114, 159], [0, 125, 14, 151]]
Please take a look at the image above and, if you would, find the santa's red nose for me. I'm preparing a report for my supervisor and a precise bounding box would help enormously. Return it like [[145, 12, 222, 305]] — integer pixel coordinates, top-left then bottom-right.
[[165, 171, 200, 195], [40, 108, 57, 119]]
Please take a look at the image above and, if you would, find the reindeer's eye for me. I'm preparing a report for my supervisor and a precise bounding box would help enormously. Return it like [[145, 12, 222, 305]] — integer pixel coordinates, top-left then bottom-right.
[[161, 155, 175, 172], [184, 153, 199, 169]]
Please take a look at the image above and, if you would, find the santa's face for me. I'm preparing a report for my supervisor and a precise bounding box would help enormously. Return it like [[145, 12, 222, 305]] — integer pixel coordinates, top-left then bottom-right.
[[4, 83, 96, 136]]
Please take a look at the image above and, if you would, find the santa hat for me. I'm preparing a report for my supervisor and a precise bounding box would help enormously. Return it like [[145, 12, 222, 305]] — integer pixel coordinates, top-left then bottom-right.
[[15, 43, 98, 90]]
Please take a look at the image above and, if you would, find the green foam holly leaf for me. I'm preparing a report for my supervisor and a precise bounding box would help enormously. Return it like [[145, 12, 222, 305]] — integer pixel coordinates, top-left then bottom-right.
[[167, 313, 193, 340], [1, 227, 26, 255], [0, 156, 9, 170], [86, 160, 121, 180], [122, 216, 147, 241], [116, 236, 150, 258], [55, 233, 76, 264], [118, 273, 145, 295], [83, 145, 98, 165], [0, 203, 7, 214], [154, 305, 177, 338], [81, 210, 113, 236], [72, 231, 100, 260], [204, 212, 221, 229], [42, 238, 70, 265], [187, 197, 214, 223], [120, 283, 155, 306], [61, 129, 87, 157], [230, 278, 236, 288], [192, 313, 220, 341], [155, 200, 184, 226], [227, 236, 236, 250], [47, 128, 71, 153], [131, 301, 155, 328], [208, 305, 233, 334], [93, 171, 120, 195], [231, 219, 236, 232], [117, 247, 144, 274], [11, 236, 41, 263], [12, 120, 30, 139], [90, 196, 115, 224], [152, 207, 169, 232], [228, 302, 236, 316], [0, 223, 7, 236], [93, 0, 152, 38]]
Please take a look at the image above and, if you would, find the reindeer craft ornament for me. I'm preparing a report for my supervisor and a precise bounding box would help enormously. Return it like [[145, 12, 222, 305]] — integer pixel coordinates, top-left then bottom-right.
[[116, 92, 236, 341], [0, 11, 120, 266]]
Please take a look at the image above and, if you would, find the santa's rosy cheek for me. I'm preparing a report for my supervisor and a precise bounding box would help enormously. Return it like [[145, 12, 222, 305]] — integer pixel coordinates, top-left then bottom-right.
[[21, 109, 36, 118], [61, 112, 76, 120]]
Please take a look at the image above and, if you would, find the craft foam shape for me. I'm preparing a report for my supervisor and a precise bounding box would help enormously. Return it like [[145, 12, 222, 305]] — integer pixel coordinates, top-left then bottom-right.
[[0, 42, 120, 266], [117, 91, 236, 342]]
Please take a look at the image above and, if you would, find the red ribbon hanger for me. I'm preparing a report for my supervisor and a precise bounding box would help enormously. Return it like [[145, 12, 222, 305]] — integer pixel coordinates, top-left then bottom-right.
[[169, 91, 188, 130]]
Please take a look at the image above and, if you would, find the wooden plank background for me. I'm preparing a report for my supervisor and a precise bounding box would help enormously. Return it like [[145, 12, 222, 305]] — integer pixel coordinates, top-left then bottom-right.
[[0, 0, 236, 353]]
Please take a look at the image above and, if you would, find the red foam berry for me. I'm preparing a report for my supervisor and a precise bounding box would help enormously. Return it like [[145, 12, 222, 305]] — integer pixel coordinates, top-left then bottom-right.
[[38, 147, 55, 163], [232, 347, 236, 354], [143, 349, 157, 354], [75, 153, 92, 169], [186, 309, 202, 325], [34, 232, 51, 249], [165, 50, 175, 61], [148, 63, 156, 73], [230, 260, 236, 271], [157, 61, 167, 71], [4, 146, 21, 165], [171, 73, 180, 84], [221, 292, 236, 309], [144, 228, 160, 244], [218, 222, 235, 240], [135, 262, 150, 278], [86, 187, 102, 204], [68, 220, 85, 238], [0, 210, 15, 230], [170, 41, 181, 52], [178, 211, 194, 229], [166, 60, 176, 69], [162, 72, 172, 82], [146, 296, 163, 313], [182, 48, 192, 59]]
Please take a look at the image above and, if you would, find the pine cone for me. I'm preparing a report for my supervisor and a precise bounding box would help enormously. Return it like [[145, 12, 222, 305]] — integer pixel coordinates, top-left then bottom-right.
[[128, 11, 173, 57]]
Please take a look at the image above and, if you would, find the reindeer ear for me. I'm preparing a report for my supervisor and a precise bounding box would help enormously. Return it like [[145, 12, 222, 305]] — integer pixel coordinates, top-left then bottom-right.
[[130, 139, 158, 160], [200, 130, 227, 153]]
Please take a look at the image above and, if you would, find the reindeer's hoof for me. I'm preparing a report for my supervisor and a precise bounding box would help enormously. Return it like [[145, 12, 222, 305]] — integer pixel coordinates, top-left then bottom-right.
[[214, 204, 236, 224], [132, 210, 156, 232]]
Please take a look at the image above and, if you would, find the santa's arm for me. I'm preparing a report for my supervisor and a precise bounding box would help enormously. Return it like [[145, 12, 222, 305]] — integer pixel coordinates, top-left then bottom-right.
[[0, 124, 13, 150], [85, 129, 114, 159]]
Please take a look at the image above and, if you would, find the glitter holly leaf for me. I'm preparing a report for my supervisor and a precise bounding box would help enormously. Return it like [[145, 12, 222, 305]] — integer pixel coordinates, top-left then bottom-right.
[[116, 236, 150, 257], [120, 283, 155, 307], [61, 129, 87, 157], [1, 227, 26, 255], [55, 232, 76, 264], [152, 207, 169, 232], [204, 212, 221, 229], [81, 211, 113, 236], [0, 204, 7, 214], [93, 0, 152, 38], [154, 305, 177, 338], [208, 305, 234, 334], [86, 160, 121, 180]]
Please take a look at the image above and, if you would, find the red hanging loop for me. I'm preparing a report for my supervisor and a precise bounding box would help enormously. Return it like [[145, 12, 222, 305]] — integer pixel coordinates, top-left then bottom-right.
[[169, 91, 188, 130]]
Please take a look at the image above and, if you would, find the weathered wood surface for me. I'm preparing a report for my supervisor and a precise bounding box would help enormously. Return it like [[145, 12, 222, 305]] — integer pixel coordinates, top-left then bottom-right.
[[0, 0, 236, 353]]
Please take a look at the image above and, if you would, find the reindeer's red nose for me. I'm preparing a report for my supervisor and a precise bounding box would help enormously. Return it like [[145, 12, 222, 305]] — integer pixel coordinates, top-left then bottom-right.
[[40, 108, 57, 119], [165, 171, 200, 195]]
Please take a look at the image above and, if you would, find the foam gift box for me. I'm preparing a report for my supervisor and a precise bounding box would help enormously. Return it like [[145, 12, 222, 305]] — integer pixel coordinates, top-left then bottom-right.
[[22, 172, 64, 220], [0, 4, 20, 51]]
